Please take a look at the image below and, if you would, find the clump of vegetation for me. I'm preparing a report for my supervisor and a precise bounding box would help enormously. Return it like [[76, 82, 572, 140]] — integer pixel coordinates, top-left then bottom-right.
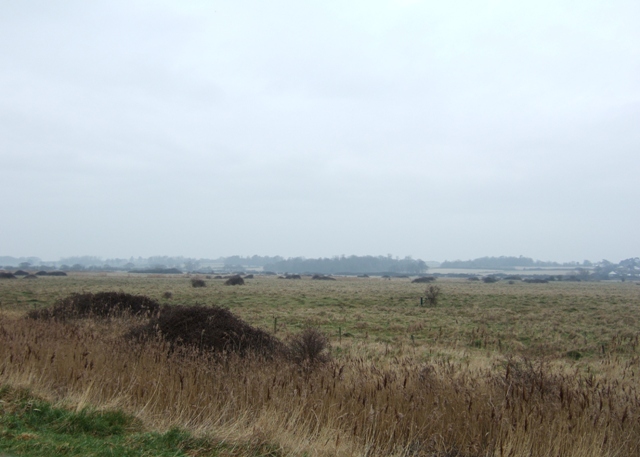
[[22, 274, 38, 280], [280, 274, 302, 280], [224, 275, 245, 286], [46, 271, 67, 276], [162, 291, 173, 299], [423, 285, 442, 307], [244, 274, 254, 279], [483, 276, 498, 283], [0, 272, 17, 279], [524, 278, 549, 283], [287, 327, 330, 365], [13, 270, 29, 276], [311, 274, 335, 281], [190, 278, 206, 288], [412, 276, 436, 283], [27, 292, 160, 320], [128, 305, 285, 358], [35, 270, 48, 276]]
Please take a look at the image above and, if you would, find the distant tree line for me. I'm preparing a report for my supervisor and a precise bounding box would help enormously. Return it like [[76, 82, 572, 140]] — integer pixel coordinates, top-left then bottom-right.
[[263, 255, 427, 275], [440, 256, 585, 269]]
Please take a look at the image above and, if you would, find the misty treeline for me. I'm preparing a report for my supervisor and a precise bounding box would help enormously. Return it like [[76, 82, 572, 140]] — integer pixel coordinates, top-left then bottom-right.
[[263, 255, 427, 275], [441, 256, 590, 269]]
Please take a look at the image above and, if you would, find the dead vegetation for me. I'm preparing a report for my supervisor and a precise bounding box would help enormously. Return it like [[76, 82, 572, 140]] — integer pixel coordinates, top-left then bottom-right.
[[1, 312, 638, 457]]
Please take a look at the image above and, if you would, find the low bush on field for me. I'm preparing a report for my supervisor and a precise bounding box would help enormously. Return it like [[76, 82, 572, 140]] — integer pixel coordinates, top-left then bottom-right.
[[0, 272, 16, 279], [128, 305, 285, 358], [287, 327, 330, 365], [423, 285, 442, 307], [47, 271, 67, 276], [412, 276, 436, 283], [224, 275, 245, 286], [27, 292, 160, 320], [191, 278, 206, 287], [311, 274, 335, 281]]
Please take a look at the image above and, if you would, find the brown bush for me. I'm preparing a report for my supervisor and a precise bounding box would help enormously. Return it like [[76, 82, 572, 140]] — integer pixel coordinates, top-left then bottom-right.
[[423, 285, 441, 307], [162, 291, 173, 299], [27, 292, 160, 320], [13, 270, 29, 276], [191, 278, 206, 287], [287, 327, 330, 365], [0, 272, 17, 279], [22, 274, 38, 280], [224, 275, 245, 286], [128, 305, 285, 358]]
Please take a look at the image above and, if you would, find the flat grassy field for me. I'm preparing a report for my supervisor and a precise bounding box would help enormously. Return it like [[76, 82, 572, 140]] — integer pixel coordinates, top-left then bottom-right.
[[1, 273, 639, 456]]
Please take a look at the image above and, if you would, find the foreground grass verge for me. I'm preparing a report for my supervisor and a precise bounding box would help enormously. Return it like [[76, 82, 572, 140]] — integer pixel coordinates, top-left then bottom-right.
[[0, 386, 279, 457]]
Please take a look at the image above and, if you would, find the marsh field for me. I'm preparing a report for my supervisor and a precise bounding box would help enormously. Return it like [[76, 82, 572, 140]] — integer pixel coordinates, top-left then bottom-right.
[[1, 274, 640, 456]]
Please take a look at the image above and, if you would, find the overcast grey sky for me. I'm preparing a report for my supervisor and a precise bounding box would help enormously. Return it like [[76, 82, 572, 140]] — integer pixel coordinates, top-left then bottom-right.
[[1, 0, 638, 263]]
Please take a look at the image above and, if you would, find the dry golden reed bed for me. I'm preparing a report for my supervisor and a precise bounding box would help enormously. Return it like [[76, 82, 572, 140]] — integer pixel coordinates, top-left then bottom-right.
[[1, 275, 640, 456]]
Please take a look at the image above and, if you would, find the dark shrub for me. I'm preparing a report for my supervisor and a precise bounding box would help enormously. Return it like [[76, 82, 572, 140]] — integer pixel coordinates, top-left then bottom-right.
[[311, 274, 335, 281], [225, 275, 245, 286], [503, 275, 522, 281], [244, 274, 254, 279], [13, 270, 29, 276], [467, 276, 480, 281], [47, 271, 67, 276], [35, 271, 48, 276], [357, 274, 369, 278], [524, 278, 549, 284], [128, 305, 285, 357], [23, 274, 38, 279], [483, 276, 498, 283], [0, 272, 17, 279], [283, 274, 302, 279], [163, 291, 173, 299], [191, 278, 206, 287], [412, 276, 435, 283], [28, 292, 160, 320], [287, 327, 330, 365]]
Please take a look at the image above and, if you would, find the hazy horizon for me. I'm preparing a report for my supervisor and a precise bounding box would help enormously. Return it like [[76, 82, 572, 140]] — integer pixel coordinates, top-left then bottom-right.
[[2, 1, 638, 263]]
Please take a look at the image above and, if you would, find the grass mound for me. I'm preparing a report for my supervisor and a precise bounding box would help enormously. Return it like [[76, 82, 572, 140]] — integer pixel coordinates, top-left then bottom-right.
[[128, 305, 285, 357], [27, 292, 160, 320], [0, 272, 17, 279]]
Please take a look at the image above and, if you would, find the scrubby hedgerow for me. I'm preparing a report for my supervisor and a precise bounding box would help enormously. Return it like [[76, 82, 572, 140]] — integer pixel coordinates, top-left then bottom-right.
[[27, 292, 160, 320]]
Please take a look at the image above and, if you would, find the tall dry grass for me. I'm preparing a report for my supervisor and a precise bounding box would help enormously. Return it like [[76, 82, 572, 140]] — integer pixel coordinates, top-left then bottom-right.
[[1, 314, 639, 456]]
